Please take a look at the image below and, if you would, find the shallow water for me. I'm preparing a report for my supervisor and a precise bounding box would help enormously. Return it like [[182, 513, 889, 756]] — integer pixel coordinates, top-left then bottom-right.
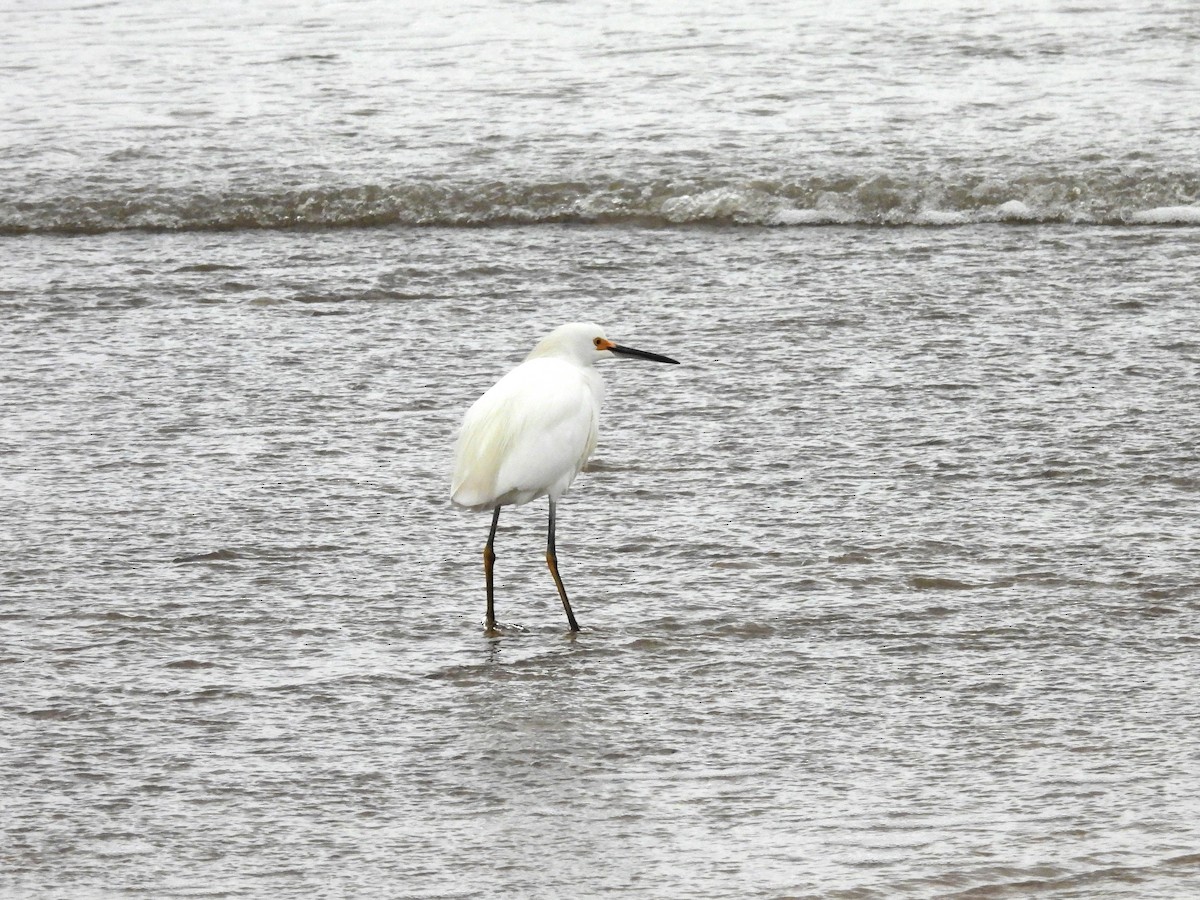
[[4, 1, 1200, 898], [4, 224, 1199, 898]]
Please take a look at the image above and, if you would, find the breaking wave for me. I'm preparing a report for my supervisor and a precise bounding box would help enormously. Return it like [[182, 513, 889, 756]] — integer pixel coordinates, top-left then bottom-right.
[[4, 170, 1199, 234]]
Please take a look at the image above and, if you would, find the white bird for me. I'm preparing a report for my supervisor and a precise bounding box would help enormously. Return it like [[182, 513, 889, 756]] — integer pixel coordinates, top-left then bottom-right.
[[451, 322, 679, 634]]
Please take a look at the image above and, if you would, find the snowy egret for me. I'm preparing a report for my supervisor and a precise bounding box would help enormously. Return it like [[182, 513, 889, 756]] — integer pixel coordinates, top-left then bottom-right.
[[451, 322, 679, 634]]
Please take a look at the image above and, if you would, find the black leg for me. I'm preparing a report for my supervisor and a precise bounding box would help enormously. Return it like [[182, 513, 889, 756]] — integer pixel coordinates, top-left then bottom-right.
[[545, 499, 581, 632], [484, 506, 500, 634]]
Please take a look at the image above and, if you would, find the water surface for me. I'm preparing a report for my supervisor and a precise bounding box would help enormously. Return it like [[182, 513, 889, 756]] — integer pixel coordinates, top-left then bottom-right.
[[3, 2, 1200, 898]]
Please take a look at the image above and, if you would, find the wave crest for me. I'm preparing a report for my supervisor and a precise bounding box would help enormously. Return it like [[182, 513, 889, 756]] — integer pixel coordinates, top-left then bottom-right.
[[3, 171, 1198, 233]]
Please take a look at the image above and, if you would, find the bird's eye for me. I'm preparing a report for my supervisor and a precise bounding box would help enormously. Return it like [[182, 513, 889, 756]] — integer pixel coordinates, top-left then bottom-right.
[[593, 337, 603, 347]]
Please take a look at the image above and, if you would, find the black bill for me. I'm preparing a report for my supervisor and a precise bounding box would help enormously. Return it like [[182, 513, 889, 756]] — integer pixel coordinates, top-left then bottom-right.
[[610, 343, 680, 365]]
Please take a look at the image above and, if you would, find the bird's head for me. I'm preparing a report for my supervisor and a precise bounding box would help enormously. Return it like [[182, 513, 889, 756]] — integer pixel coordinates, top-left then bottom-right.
[[526, 322, 680, 367]]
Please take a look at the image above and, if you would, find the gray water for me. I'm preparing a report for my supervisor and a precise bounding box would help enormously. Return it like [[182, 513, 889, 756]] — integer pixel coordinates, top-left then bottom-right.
[[4, 2, 1200, 899]]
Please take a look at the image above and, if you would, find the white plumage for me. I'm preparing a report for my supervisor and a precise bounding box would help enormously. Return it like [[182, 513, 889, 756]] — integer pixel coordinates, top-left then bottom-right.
[[451, 354, 601, 510], [450, 322, 679, 634]]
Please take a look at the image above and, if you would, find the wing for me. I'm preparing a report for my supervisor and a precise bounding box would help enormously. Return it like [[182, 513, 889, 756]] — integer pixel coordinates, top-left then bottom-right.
[[451, 358, 600, 510]]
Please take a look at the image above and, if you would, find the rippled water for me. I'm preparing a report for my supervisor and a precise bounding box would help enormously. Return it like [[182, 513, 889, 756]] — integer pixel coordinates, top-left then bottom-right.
[[4, 2, 1200, 898], [6, 224, 1199, 898], [4, 0, 1200, 229]]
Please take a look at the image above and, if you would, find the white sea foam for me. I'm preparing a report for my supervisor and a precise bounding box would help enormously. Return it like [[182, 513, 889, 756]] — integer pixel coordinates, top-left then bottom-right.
[[913, 209, 971, 226], [994, 200, 1036, 221], [769, 208, 850, 226], [1129, 206, 1200, 225]]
